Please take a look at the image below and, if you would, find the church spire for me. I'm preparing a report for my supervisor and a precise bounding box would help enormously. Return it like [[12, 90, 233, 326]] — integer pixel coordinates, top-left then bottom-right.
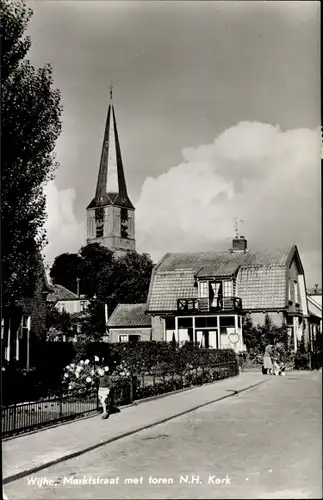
[[87, 86, 134, 210]]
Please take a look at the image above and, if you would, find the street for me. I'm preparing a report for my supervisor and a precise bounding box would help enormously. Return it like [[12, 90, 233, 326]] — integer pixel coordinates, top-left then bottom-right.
[[4, 372, 322, 499]]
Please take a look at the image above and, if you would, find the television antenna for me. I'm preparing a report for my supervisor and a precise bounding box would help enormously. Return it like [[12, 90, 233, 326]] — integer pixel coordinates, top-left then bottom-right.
[[232, 217, 244, 238]]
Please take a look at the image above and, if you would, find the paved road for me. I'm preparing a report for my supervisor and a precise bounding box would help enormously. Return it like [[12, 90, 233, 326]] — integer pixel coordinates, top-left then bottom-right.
[[4, 372, 322, 499]]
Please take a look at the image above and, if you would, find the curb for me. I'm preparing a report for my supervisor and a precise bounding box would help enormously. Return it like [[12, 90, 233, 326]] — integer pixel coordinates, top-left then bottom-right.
[[3, 378, 269, 485], [3, 376, 240, 442], [4, 374, 246, 442]]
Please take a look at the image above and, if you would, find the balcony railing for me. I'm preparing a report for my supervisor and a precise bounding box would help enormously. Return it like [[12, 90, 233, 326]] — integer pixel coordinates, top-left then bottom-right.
[[177, 296, 242, 313]]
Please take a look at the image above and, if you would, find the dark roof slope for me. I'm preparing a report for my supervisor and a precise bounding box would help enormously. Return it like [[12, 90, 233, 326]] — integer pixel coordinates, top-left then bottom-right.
[[108, 303, 151, 328], [156, 248, 293, 273], [47, 284, 79, 303]]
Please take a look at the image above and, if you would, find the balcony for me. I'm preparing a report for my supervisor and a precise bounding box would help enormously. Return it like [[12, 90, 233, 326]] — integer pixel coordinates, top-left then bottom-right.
[[177, 296, 242, 313]]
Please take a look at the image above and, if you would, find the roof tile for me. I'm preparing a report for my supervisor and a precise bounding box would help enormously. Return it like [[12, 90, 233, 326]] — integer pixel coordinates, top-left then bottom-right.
[[108, 303, 151, 328]]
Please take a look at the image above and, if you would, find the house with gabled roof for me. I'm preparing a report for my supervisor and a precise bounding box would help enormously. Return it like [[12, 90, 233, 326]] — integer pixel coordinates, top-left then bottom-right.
[[145, 236, 310, 352], [107, 303, 152, 343], [47, 284, 90, 338]]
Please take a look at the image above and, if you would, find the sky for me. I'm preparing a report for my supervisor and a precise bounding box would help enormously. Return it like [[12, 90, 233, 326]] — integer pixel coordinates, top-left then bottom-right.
[[26, 0, 321, 287]]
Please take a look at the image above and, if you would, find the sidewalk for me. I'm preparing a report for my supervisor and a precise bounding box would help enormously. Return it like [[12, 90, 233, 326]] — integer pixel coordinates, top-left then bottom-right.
[[3, 372, 268, 484]]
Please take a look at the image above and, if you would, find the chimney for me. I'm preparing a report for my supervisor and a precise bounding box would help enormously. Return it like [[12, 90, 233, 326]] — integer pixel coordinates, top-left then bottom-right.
[[232, 236, 248, 253]]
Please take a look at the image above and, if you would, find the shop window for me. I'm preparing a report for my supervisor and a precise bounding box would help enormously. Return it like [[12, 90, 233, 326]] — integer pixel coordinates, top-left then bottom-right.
[[178, 317, 193, 329], [195, 316, 218, 328], [195, 317, 207, 328], [165, 317, 175, 330], [219, 316, 235, 328]]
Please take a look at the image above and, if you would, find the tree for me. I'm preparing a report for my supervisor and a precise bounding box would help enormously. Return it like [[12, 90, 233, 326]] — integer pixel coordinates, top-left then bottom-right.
[[49, 244, 114, 296], [1, 0, 62, 307], [76, 250, 154, 338], [49, 253, 84, 295], [50, 246, 154, 338], [79, 244, 114, 297], [243, 314, 290, 357], [46, 302, 73, 341]]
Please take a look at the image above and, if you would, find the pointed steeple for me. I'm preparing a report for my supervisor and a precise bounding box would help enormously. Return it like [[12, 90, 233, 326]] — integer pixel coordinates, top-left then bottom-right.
[[87, 86, 134, 209]]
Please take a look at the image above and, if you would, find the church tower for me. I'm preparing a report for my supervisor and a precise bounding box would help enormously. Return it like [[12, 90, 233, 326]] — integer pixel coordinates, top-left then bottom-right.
[[86, 87, 135, 254]]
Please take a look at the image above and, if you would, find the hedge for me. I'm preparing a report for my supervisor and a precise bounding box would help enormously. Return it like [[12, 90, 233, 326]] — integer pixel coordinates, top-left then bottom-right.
[[2, 341, 238, 405]]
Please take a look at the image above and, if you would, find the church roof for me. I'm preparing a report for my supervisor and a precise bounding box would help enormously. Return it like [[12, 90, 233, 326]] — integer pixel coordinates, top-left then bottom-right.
[[87, 90, 134, 210]]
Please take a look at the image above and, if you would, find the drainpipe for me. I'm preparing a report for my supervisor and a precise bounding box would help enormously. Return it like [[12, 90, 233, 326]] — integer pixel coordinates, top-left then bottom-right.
[[26, 316, 31, 369], [105, 303, 109, 339]]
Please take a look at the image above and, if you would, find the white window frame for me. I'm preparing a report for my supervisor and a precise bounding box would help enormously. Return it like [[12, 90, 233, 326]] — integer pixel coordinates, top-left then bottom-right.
[[118, 334, 141, 343], [288, 281, 292, 302], [222, 280, 233, 297], [198, 281, 209, 298], [294, 281, 299, 304]]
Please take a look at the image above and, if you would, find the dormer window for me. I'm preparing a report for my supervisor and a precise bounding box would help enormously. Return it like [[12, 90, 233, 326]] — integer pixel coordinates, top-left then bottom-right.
[[198, 280, 234, 300]]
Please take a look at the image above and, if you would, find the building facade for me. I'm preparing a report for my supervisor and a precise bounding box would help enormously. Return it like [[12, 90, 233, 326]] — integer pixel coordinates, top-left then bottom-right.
[[1, 251, 51, 367], [107, 303, 152, 343], [47, 284, 90, 315], [146, 238, 310, 352], [86, 87, 135, 255]]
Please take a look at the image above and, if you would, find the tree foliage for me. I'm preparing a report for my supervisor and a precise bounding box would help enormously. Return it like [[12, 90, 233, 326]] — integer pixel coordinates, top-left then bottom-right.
[[46, 301, 73, 341], [50, 245, 154, 337], [49, 252, 84, 295], [1, 0, 62, 307], [242, 313, 290, 355]]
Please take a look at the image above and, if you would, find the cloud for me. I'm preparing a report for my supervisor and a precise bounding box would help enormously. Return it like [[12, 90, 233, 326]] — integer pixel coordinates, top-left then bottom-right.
[[136, 121, 321, 285], [43, 181, 85, 267]]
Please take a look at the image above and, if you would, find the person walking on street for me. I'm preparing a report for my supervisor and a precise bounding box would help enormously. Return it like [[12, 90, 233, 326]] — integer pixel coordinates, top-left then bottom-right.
[[263, 344, 274, 374], [97, 367, 113, 419]]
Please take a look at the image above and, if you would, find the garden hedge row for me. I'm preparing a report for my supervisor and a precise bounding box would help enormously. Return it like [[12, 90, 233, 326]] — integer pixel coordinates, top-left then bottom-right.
[[2, 341, 238, 405]]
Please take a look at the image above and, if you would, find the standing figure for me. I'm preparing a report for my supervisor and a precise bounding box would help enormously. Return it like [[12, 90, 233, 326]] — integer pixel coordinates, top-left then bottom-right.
[[263, 344, 274, 374], [97, 367, 113, 419]]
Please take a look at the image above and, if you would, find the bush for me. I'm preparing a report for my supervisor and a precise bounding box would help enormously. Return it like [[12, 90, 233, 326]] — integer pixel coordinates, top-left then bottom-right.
[[294, 352, 311, 370], [2, 341, 238, 405]]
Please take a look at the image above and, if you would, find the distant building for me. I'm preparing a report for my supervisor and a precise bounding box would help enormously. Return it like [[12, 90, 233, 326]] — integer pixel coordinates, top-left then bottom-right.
[[107, 303, 152, 343], [47, 284, 90, 337], [86, 87, 135, 255], [1, 251, 51, 367], [144, 237, 312, 352], [307, 286, 322, 347]]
